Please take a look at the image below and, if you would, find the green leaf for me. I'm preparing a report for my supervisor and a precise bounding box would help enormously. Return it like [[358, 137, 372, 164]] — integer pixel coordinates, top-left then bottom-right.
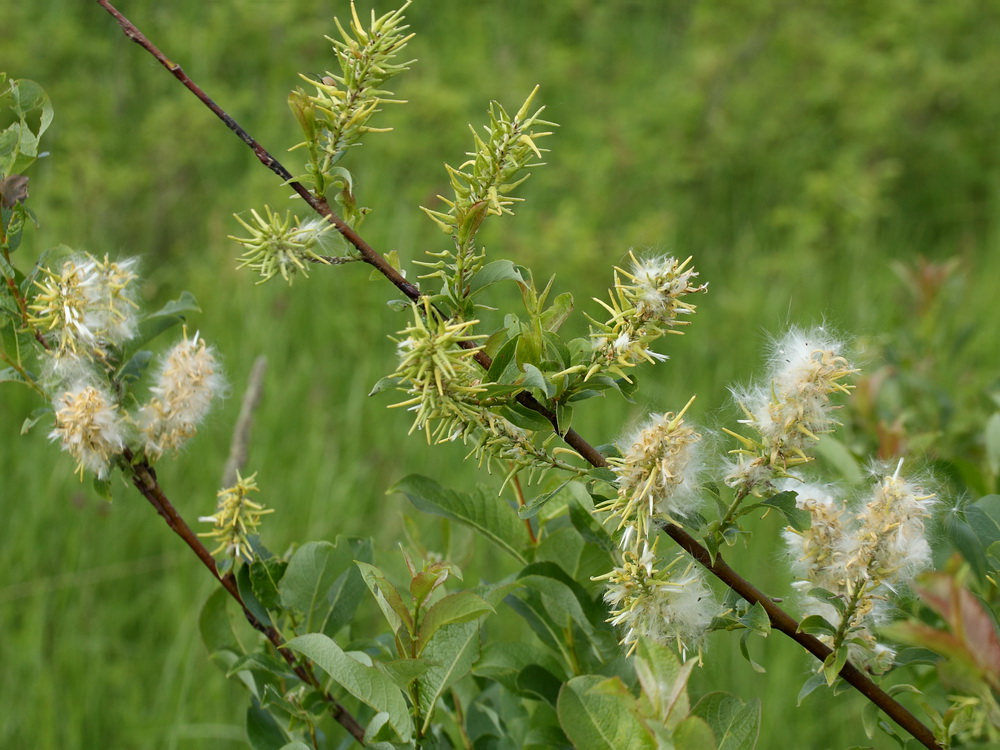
[[246, 700, 289, 750], [284, 633, 413, 742], [416, 591, 494, 655], [486, 333, 520, 383], [279, 538, 373, 635], [238, 562, 273, 627], [555, 401, 574, 435], [796, 672, 827, 705], [540, 291, 574, 333], [690, 692, 760, 750], [517, 562, 604, 628], [797, 614, 838, 636], [368, 375, 402, 396], [145, 289, 202, 319], [674, 716, 718, 750], [0, 79, 53, 174], [468, 259, 525, 296], [356, 561, 415, 636], [392, 475, 529, 563], [520, 362, 555, 399], [945, 495, 1000, 581], [761, 490, 810, 531], [634, 638, 694, 727], [516, 663, 563, 706], [374, 658, 430, 690], [499, 402, 553, 431], [121, 291, 201, 364], [556, 675, 655, 750], [518, 478, 575, 520], [473, 641, 566, 695], [568, 496, 615, 556], [416, 621, 480, 735], [822, 647, 849, 686], [739, 631, 766, 674], [249, 558, 288, 613], [200, 587, 247, 657], [739, 601, 771, 637], [515, 334, 543, 372]]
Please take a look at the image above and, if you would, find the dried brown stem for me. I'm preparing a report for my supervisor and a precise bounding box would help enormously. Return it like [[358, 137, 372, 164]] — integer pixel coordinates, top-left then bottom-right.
[[98, 2, 940, 747], [220, 355, 267, 489]]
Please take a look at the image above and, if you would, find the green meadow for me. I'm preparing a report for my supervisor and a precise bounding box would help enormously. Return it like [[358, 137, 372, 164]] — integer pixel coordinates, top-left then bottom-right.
[[2, 2, 998, 748]]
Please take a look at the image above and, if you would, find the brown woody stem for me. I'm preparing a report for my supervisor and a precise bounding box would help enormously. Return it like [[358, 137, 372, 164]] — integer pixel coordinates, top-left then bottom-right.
[[98, 3, 940, 748]]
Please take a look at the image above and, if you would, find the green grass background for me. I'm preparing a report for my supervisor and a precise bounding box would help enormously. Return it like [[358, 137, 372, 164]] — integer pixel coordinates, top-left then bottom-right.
[[2, 1, 999, 748]]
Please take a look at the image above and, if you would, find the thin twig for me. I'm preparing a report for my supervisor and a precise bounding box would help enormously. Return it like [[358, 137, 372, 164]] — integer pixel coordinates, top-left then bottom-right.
[[97, 3, 941, 748]]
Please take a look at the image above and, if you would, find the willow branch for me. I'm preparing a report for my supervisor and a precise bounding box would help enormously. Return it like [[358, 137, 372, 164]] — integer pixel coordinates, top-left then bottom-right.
[[123, 449, 366, 744], [97, 3, 940, 747]]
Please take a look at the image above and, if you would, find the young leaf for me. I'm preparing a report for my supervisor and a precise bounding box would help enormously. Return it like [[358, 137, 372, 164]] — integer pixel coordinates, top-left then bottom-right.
[[822, 647, 849, 687], [415, 591, 494, 655], [392, 475, 529, 563], [738, 601, 771, 637], [121, 291, 201, 364], [796, 614, 838, 637], [486, 333, 520, 383], [468, 259, 525, 296], [356, 561, 415, 636], [796, 672, 827, 706], [761, 490, 810, 531], [283, 633, 413, 743], [634, 638, 695, 728], [540, 291, 574, 333], [739, 631, 766, 674], [518, 478, 574, 520], [556, 675, 655, 750]]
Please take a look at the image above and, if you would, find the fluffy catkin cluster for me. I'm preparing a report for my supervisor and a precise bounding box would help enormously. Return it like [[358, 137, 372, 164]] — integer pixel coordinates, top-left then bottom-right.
[[594, 543, 715, 658], [594, 397, 716, 655], [599, 396, 703, 553], [138, 330, 227, 459], [725, 327, 857, 493], [28, 254, 139, 361], [49, 383, 128, 480], [29, 255, 225, 479], [586, 253, 707, 381], [783, 460, 935, 673]]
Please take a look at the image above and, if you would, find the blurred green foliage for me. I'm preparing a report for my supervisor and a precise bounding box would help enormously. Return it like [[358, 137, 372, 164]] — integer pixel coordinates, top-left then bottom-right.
[[2, 1, 999, 748]]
